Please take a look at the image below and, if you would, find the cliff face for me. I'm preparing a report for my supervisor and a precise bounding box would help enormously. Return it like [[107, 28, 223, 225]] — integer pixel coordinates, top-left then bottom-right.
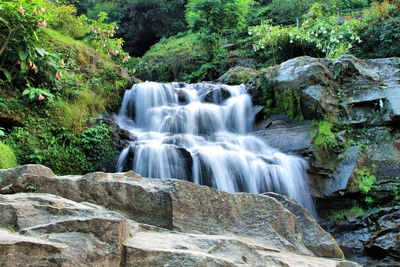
[[220, 55, 400, 265], [0, 164, 359, 267]]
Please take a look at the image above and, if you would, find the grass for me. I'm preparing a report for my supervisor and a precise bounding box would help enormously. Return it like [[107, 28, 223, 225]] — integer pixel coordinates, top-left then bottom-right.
[[0, 140, 18, 169]]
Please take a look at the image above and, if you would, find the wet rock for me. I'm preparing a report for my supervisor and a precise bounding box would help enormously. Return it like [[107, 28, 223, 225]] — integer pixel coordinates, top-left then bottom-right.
[[321, 206, 400, 266], [204, 86, 232, 104], [253, 120, 317, 156], [103, 116, 137, 151], [0, 165, 344, 259], [321, 146, 362, 196]]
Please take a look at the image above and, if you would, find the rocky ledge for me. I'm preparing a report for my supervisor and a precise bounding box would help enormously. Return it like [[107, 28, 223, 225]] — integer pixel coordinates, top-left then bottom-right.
[[0, 164, 360, 266]]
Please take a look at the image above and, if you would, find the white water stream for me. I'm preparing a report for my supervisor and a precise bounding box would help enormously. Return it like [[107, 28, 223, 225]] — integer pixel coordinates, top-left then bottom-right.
[[116, 82, 316, 216]]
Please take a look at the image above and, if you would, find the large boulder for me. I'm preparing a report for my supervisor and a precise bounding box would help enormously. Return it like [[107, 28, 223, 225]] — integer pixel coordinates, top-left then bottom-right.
[[0, 164, 344, 259], [0, 193, 127, 266], [0, 165, 365, 266]]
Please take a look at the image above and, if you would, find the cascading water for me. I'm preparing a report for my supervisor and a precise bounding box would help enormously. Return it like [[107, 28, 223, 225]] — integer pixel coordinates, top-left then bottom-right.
[[116, 81, 316, 217]]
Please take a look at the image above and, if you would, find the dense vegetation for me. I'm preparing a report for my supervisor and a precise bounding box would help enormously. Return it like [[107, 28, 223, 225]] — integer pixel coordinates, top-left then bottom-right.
[[0, 0, 130, 174]]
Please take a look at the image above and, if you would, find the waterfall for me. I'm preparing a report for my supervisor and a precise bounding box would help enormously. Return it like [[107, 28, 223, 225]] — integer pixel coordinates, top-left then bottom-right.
[[116, 81, 316, 217]]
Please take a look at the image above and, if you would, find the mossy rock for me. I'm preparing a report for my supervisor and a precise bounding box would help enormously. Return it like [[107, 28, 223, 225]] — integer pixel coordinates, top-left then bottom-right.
[[217, 66, 259, 85], [0, 140, 18, 169]]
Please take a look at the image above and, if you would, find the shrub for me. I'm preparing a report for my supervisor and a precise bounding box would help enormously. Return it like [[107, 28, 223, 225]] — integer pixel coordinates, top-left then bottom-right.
[[250, 3, 364, 62], [47, 3, 88, 38], [133, 33, 209, 81], [0, 140, 18, 169], [186, 0, 252, 34]]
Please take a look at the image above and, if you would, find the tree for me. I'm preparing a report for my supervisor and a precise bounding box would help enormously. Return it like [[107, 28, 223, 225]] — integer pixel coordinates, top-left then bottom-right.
[[186, 0, 252, 34]]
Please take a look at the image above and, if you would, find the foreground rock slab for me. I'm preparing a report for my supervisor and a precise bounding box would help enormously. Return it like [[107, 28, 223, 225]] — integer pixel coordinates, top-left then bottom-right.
[[126, 222, 358, 267], [0, 165, 362, 266], [0, 193, 126, 266]]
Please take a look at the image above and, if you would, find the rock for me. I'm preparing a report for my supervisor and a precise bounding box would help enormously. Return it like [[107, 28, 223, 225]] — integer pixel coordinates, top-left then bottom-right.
[[0, 165, 344, 259], [204, 86, 232, 104], [301, 85, 325, 119], [321, 146, 362, 196], [0, 193, 127, 266], [0, 164, 54, 191], [254, 55, 400, 124], [253, 120, 317, 156], [264, 192, 344, 258], [126, 222, 359, 267], [322, 206, 400, 266], [217, 66, 259, 85]]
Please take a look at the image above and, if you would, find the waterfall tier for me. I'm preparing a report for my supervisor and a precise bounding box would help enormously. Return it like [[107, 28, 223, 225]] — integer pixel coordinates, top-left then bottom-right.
[[116, 82, 316, 217]]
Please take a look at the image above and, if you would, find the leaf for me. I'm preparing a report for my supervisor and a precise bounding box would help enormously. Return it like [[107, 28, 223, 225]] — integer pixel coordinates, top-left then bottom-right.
[[20, 60, 27, 73], [22, 89, 30, 96], [0, 68, 12, 82], [35, 46, 46, 57], [18, 50, 28, 61]]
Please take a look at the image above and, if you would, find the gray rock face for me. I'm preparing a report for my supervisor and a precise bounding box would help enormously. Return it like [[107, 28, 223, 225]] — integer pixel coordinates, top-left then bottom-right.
[[323, 206, 400, 267], [321, 146, 362, 196], [248, 55, 400, 125], [0, 164, 359, 267], [253, 119, 318, 156]]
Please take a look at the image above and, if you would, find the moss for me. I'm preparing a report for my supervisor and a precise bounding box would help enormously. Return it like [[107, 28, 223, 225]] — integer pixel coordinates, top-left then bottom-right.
[[219, 67, 259, 85], [328, 206, 365, 220], [313, 119, 337, 149], [0, 140, 18, 169], [258, 74, 303, 120]]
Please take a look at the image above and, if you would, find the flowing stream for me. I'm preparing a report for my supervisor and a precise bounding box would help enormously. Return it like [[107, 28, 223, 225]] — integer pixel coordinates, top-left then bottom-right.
[[116, 82, 316, 216]]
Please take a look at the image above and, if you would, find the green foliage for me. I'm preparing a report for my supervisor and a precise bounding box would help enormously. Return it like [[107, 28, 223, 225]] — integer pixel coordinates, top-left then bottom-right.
[[186, 0, 252, 34], [314, 119, 337, 149], [5, 119, 118, 175], [328, 206, 365, 220], [357, 168, 376, 194], [259, 76, 303, 119], [0, 140, 18, 169], [0, 0, 64, 89], [133, 33, 211, 81], [47, 3, 88, 38], [356, 16, 400, 58], [250, 3, 364, 62]]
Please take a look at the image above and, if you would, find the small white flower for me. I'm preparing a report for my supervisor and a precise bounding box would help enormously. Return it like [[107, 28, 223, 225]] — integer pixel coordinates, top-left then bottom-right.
[[350, 36, 354, 40], [290, 40, 293, 43], [249, 31, 252, 35], [331, 30, 335, 33], [323, 30, 327, 34]]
